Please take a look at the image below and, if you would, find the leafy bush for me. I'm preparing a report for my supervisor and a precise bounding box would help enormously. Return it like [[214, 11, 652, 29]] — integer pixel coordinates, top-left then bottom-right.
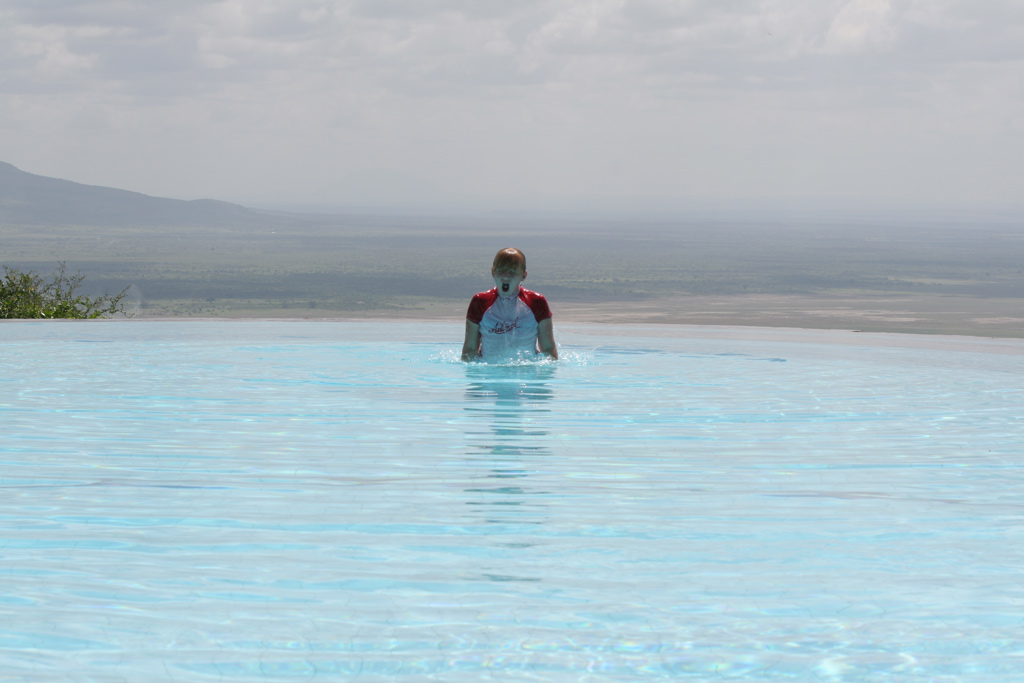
[[1, 263, 131, 319]]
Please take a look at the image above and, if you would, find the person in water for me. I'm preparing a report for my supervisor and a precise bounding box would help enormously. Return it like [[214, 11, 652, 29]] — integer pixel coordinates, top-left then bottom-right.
[[461, 247, 558, 361]]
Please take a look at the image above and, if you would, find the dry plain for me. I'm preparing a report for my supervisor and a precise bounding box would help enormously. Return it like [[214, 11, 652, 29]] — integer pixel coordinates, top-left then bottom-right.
[[3, 211, 1023, 338]]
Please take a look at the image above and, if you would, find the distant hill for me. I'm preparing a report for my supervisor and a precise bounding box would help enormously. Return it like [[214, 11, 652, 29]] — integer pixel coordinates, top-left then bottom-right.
[[0, 161, 263, 227]]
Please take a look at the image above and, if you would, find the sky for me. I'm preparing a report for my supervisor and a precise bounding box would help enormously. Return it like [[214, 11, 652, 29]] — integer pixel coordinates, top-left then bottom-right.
[[2, 0, 1022, 213]]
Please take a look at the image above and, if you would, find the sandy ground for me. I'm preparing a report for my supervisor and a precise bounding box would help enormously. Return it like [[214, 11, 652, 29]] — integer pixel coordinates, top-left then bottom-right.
[[182, 292, 1022, 340], [119, 292, 1024, 355], [554, 293, 1024, 339]]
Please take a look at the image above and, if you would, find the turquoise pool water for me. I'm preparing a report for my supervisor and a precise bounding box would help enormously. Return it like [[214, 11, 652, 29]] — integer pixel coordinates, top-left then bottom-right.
[[2, 320, 1022, 681]]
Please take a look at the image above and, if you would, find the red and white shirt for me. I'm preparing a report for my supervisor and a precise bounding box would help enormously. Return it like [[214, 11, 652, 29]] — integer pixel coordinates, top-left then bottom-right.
[[466, 287, 552, 359]]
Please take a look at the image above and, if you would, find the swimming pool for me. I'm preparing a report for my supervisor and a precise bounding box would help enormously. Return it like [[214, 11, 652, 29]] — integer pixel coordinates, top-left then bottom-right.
[[2, 320, 1022, 681]]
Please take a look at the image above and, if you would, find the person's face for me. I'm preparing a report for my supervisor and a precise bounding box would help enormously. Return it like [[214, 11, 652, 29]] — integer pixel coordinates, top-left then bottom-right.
[[492, 266, 526, 298]]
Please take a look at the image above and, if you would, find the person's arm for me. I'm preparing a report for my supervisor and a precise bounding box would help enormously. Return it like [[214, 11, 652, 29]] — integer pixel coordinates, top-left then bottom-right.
[[537, 318, 558, 360], [461, 320, 481, 361]]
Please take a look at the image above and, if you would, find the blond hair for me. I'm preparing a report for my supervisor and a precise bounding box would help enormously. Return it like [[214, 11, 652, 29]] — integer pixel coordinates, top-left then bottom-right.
[[491, 248, 526, 273]]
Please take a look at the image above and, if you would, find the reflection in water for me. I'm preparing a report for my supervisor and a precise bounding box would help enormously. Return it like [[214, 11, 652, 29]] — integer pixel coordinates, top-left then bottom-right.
[[462, 364, 555, 529]]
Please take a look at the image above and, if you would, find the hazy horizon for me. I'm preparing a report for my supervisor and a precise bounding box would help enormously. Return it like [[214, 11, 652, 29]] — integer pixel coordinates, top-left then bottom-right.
[[5, 158, 1024, 227], [3, 1, 1022, 214]]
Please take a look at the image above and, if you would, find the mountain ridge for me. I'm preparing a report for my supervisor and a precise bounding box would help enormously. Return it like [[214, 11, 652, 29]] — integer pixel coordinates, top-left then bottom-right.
[[0, 161, 263, 227]]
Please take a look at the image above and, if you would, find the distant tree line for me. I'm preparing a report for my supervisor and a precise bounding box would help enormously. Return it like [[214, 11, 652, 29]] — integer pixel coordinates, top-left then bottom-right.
[[1, 263, 130, 319]]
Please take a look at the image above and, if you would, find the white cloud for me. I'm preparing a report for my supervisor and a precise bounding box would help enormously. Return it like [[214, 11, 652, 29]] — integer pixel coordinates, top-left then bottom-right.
[[0, 0, 1022, 209], [821, 0, 897, 55], [12, 24, 101, 74]]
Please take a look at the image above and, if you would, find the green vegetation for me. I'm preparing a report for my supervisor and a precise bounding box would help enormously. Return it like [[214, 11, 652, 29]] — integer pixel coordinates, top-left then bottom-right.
[[1, 262, 131, 319]]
